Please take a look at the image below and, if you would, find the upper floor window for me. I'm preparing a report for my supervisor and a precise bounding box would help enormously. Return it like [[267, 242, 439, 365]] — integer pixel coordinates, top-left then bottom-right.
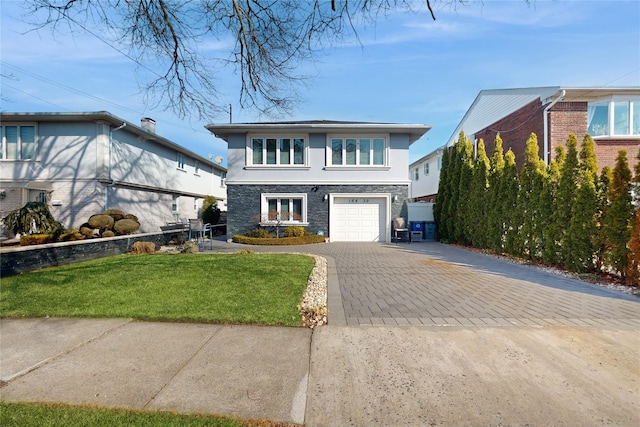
[[177, 153, 185, 169], [588, 98, 640, 137], [249, 136, 306, 166], [412, 167, 419, 181], [194, 160, 200, 175], [329, 137, 386, 166], [1, 124, 36, 160], [424, 162, 429, 175]]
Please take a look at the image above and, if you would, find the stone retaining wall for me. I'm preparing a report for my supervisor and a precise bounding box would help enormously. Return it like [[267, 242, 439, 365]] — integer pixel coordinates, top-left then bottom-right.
[[0, 232, 171, 277]]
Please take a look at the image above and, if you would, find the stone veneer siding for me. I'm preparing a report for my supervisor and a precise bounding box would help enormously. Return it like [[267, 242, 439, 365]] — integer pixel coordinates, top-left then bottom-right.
[[227, 184, 409, 239]]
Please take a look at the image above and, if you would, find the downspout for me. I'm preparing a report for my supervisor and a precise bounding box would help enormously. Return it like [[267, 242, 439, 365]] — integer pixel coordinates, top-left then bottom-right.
[[106, 123, 126, 209], [543, 90, 565, 165]]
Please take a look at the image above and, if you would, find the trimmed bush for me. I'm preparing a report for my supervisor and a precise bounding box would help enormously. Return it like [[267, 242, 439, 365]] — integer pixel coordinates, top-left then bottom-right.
[[232, 234, 325, 245], [59, 230, 84, 242], [101, 230, 115, 238], [284, 226, 306, 237], [88, 214, 114, 230], [130, 241, 157, 254], [79, 226, 96, 238], [113, 218, 140, 235], [103, 209, 126, 221], [20, 233, 53, 246], [123, 213, 139, 222], [246, 228, 274, 238]]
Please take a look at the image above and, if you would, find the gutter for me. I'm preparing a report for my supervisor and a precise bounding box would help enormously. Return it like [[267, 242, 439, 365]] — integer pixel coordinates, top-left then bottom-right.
[[106, 122, 126, 209], [543, 89, 565, 165]]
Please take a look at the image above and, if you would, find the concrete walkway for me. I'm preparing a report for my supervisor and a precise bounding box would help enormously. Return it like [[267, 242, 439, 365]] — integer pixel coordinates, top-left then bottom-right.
[[1, 241, 639, 426]]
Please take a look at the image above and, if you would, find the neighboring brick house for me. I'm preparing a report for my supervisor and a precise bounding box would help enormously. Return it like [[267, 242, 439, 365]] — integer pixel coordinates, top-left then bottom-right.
[[1, 112, 227, 234], [206, 121, 430, 242], [449, 87, 640, 171]]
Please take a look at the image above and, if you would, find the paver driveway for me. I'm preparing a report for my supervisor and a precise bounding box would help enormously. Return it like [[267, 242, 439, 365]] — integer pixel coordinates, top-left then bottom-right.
[[260, 241, 640, 327]]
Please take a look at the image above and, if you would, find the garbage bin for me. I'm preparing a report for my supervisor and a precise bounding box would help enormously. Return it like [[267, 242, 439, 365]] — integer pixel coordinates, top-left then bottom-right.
[[424, 222, 437, 240]]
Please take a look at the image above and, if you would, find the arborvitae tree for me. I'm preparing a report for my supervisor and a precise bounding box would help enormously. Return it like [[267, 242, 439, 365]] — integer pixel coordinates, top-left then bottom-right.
[[467, 139, 490, 247], [556, 133, 580, 264], [566, 171, 598, 272], [603, 150, 634, 278], [595, 166, 613, 272], [516, 133, 547, 259], [540, 146, 564, 264], [454, 134, 474, 244], [433, 146, 450, 240], [625, 148, 640, 284], [487, 134, 506, 252], [565, 134, 600, 272], [503, 149, 521, 256], [442, 132, 466, 242]]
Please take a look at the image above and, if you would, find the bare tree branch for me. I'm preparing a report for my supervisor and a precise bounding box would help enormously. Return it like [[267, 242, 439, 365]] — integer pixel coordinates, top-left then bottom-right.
[[21, 0, 472, 120]]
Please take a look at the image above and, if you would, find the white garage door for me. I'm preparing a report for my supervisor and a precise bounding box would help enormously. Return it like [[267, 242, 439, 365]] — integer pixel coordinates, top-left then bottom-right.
[[331, 197, 386, 242]]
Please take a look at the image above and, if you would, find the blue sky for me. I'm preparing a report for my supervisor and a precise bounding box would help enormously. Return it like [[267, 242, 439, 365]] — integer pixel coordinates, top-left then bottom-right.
[[1, 0, 639, 165]]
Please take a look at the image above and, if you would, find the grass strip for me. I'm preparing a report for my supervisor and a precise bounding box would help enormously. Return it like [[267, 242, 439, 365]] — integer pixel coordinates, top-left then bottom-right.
[[0, 253, 314, 327]]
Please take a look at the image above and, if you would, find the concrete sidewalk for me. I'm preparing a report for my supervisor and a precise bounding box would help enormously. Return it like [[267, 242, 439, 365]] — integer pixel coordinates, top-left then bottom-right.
[[1, 318, 311, 424]]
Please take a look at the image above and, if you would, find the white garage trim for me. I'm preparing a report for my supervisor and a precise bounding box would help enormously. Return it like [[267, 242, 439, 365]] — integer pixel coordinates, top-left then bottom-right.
[[329, 193, 391, 242]]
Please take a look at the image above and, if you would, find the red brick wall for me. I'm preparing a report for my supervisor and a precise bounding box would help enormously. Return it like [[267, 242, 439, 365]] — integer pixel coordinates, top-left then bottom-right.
[[475, 100, 639, 172], [474, 99, 545, 167]]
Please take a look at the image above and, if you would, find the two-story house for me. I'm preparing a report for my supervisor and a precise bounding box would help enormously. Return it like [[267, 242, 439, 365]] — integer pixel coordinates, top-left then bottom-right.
[[449, 87, 639, 171], [409, 147, 444, 202], [206, 120, 430, 242], [1, 112, 227, 233]]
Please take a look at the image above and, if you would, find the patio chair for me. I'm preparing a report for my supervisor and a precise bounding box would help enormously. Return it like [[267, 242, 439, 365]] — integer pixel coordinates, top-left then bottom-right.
[[392, 217, 410, 244], [188, 219, 212, 242]]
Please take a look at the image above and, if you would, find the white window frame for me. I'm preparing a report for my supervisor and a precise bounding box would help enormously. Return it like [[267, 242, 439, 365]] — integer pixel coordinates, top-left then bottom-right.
[[325, 134, 389, 169], [413, 167, 419, 181], [194, 160, 200, 175], [177, 153, 185, 170], [1, 123, 37, 160], [171, 195, 179, 213], [424, 162, 429, 175], [588, 96, 640, 138], [246, 135, 308, 168], [260, 193, 308, 226]]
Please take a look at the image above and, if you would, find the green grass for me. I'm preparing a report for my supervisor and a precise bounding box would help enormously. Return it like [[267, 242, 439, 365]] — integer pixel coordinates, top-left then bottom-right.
[[0, 253, 314, 326], [0, 401, 242, 427]]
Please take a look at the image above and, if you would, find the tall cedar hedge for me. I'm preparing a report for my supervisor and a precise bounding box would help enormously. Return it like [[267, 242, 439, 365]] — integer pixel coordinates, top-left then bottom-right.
[[436, 131, 639, 284]]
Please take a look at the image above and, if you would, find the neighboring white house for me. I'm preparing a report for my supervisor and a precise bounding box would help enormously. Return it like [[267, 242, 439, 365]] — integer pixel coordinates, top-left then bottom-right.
[[408, 146, 443, 202], [1, 112, 227, 233], [206, 120, 430, 242]]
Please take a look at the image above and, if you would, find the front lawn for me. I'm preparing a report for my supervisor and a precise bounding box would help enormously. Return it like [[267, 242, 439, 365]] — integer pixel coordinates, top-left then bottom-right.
[[0, 253, 314, 326]]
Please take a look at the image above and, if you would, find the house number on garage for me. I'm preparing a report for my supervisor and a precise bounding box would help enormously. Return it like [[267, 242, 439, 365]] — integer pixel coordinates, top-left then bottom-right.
[[348, 199, 370, 203]]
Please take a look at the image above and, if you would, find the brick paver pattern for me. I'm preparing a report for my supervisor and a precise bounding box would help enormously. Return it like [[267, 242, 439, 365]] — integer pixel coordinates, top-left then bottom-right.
[[252, 241, 640, 327]]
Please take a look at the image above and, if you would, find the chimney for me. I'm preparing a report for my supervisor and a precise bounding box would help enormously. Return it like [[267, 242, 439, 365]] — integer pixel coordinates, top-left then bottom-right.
[[141, 117, 156, 133]]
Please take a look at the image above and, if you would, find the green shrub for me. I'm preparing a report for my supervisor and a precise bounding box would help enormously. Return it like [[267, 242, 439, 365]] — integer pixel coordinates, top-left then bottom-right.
[[246, 228, 274, 238], [88, 214, 114, 230], [79, 225, 96, 238], [20, 233, 53, 246], [101, 230, 115, 238], [284, 226, 306, 237], [233, 234, 325, 245], [202, 195, 221, 224], [124, 213, 139, 222], [113, 218, 140, 235], [103, 209, 126, 221], [2, 202, 63, 237], [59, 230, 84, 241]]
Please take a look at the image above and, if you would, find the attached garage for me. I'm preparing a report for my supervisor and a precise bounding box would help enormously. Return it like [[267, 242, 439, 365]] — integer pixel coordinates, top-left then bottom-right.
[[329, 195, 390, 242]]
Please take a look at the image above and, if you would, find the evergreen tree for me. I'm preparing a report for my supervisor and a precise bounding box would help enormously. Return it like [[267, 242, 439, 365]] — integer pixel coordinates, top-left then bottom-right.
[[625, 148, 640, 284], [503, 149, 521, 256], [516, 133, 546, 259], [442, 132, 466, 242], [454, 134, 474, 244], [603, 151, 634, 278], [487, 134, 506, 252], [579, 133, 598, 181], [594, 166, 613, 271], [556, 133, 580, 265], [433, 146, 450, 240], [467, 139, 490, 247], [540, 146, 564, 264]]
